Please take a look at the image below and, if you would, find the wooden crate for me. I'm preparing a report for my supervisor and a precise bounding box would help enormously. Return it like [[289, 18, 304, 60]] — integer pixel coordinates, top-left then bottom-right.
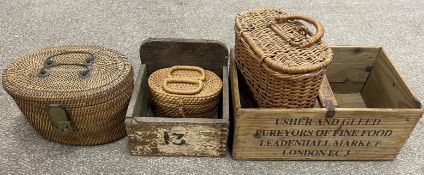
[[126, 38, 229, 157], [230, 46, 423, 160]]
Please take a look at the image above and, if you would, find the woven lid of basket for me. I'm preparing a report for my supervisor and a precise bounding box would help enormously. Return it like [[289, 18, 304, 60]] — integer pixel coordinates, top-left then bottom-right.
[[148, 66, 222, 101], [235, 7, 333, 74], [2, 45, 133, 103]]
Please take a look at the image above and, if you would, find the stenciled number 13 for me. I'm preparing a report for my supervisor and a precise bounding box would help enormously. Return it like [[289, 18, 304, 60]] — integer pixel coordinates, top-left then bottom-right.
[[163, 131, 186, 145]]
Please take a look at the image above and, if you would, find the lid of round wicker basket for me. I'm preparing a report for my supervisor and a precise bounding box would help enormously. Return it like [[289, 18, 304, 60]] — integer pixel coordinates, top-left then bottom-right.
[[2, 45, 132, 102], [148, 68, 222, 100], [235, 7, 333, 74]]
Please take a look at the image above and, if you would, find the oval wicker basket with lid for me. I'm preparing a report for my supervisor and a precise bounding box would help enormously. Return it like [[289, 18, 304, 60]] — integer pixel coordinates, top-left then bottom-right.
[[2, 45, 134, 145], [148, 66, 222, 118], [235, 7, 333, 108]]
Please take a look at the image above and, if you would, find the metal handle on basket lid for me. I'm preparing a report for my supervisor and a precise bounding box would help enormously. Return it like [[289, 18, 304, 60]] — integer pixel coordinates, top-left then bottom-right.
[[37, 51, 95, 79], [162, 78, 204, 95], [270, 14, 325, 48], [167, 66, 206, 81]]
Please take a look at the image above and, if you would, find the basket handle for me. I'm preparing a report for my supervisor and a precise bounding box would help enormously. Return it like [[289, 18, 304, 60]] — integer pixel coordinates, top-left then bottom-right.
[[167, 66, 206, 81], [270, 14, 324, 47], [37, 51, 95, 79], [162, 78, 204, 95]]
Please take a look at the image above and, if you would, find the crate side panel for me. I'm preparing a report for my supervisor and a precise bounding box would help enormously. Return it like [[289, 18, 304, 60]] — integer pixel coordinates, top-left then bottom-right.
[[126, 65, 147, 120], [222, 67, 230, 120], [327, 46, 380, 82], [139, 38, 228, 76], [127, 121, 228, 157], [362, 49, 420, 108], [327, 46, 380, 94], [230, 49, 242, 111], [232, 109, 421, 160]]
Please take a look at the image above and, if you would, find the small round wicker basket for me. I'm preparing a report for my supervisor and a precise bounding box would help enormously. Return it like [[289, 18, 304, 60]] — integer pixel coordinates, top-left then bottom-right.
[[148, 66, 222, 118]]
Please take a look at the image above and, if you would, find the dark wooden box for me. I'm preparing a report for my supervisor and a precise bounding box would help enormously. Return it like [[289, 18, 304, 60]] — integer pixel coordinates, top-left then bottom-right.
[[230, 46, 423, 160], [125, 38, 229, 157]]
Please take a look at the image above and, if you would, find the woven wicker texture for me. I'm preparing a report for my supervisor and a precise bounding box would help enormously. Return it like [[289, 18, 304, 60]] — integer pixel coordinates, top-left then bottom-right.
[[235, 7, 333, 108], [148, 66, 222, 118], [2, 45, 134, 145]]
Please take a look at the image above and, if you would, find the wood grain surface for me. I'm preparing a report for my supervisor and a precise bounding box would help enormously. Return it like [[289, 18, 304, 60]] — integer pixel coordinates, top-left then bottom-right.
[[126, 38, 229, 157], [230, 46, 423, 160]]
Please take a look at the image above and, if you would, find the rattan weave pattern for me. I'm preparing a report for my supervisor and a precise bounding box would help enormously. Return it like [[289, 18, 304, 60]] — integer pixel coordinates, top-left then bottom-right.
[[235, 8, 333, 108], [2, 45, 134, 145], [148, 66, 222, 118]]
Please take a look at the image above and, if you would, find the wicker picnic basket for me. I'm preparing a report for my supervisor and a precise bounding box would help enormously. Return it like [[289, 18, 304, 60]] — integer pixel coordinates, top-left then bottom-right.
[[148, 66, 222, 118], [235, 8, 334, 108], [2, 45, 134, 145]]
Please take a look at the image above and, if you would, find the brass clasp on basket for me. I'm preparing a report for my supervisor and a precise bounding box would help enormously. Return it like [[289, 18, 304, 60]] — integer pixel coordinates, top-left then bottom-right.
[[47, 104, 75, 134]]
